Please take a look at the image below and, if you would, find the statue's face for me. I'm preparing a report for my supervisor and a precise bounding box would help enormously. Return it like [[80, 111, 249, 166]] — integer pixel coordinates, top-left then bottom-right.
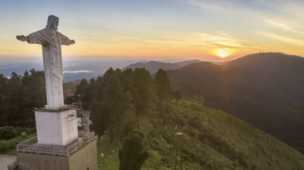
[[52, 19, 59, 30]]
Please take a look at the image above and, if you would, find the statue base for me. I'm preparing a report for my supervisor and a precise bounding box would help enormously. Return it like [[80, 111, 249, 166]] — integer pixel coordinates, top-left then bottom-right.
[[16, 137, 98, 170], [35, 108, 78, 146], [44, 105, 70, 111]]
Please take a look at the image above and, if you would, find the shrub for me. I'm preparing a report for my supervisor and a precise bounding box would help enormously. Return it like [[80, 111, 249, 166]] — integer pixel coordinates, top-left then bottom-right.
[[31, 127, 36, 133], [0, 140, 15, 152], [0, 126, 17, 140], [119, 131, 149, 170], [23, 128, 31, 134], [15, 127, 23, 135], [21, 132, 27, 138]]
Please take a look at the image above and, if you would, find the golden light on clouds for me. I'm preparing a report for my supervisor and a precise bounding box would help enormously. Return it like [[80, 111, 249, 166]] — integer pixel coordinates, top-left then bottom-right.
[[212, 48, 234, 58]]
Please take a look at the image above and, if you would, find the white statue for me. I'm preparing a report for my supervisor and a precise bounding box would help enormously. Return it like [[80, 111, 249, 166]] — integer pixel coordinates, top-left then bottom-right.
[[17, 15, 75, 109]]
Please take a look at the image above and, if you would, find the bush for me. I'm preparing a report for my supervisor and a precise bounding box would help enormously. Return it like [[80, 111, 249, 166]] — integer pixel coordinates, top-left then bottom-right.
[[31, 127, 36, 134], [21, 132, 27, 138], [0, 140, 15, 152], [0, 126, 17, 140], [16, 127, 31, 135]]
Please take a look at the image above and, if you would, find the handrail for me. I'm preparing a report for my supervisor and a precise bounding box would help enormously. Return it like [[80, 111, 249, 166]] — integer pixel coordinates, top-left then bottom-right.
[[17, 132, 96, 156]]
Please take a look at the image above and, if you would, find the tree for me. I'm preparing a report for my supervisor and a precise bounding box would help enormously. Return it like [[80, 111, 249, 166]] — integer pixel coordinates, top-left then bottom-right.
[[74, 79, 88, 98], [0, 70, 46, 127], [7, 72, 28, 126], [131, 68, 155, 117], [90, 101, 106, 141], [121, 68, 134, 93], [102, 74, 135, 142], [0, 74, 9, 126], [172, 91, 182, 100], [154, 69, 172, 100], [91, 74, 136, 142], [83, 78, 96, 109], [119, 131, 149, 170]]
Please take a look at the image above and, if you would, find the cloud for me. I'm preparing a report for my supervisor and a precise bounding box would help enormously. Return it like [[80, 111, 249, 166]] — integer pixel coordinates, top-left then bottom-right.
[[258, 31, 304, 46], [186, 0, 230, 12], [265, 19, 304, 34], [142, 31, 259, 51], [277, 2, 304, 18]]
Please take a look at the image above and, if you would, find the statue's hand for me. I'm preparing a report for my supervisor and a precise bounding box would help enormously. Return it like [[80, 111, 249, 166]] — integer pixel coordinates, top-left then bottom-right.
[[16, 35, 28, 42], [70, 40, 75, 45]]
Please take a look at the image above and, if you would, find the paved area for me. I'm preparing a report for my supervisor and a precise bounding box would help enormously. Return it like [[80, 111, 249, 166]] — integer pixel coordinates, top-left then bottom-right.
[[82, 110, 90, 119], [82, 110, 92, 124], [0, 155, 16, 170]]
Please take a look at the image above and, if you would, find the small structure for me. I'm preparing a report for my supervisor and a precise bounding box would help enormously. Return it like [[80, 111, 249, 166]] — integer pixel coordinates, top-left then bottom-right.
[[11, 15, 98, 170]]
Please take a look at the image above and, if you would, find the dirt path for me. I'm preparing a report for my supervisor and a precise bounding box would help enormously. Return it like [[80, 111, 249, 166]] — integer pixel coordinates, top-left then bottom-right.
[[0, 155, 16, 170]]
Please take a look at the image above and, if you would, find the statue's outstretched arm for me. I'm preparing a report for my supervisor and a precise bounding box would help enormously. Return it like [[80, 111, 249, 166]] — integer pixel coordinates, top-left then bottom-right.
[[17, 31, 53, 46], [16, 35, 28, 42], [58, 32, 75, 45]]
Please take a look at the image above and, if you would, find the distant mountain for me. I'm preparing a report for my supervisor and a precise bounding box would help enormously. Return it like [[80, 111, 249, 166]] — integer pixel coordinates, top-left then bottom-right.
[[0, 59, 145, 82], [167, 52, 304, 153], [123, 60, 202, 74]]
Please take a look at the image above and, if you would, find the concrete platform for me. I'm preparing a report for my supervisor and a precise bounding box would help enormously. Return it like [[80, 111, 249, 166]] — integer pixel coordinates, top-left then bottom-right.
[[0, 155, 16, 170]]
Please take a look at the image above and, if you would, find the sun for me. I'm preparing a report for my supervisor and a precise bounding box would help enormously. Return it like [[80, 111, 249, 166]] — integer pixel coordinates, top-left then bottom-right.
[[217, 49, 229, 58], [212, 48, 233, 59]]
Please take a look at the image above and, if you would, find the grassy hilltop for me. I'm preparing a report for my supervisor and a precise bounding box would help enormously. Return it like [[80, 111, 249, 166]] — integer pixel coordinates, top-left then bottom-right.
[[98, 99, 304, 170], [167, 53, 304, 153]]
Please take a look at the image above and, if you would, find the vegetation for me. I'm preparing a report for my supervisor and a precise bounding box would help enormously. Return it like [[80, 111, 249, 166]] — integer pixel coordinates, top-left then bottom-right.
[[97, 99, 304, 170], [2, 53, 304, 169], [167, 52, 304, 153], [72, 66, 304, 170], [63, 82, 78, 98], [118, 131, 149, 170], [75, 68, 179, 142], [0, 70, 46, 127], [0, 126, 35, 154]]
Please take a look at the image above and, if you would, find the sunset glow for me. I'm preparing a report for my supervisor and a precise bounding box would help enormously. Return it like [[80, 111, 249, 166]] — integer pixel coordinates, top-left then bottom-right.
[[212, 49, 234, 59], [0, 0, 304, 59]]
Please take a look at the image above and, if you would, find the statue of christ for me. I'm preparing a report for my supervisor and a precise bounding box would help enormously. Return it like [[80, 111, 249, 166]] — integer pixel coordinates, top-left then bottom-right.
[[16, 15, 75, 109]]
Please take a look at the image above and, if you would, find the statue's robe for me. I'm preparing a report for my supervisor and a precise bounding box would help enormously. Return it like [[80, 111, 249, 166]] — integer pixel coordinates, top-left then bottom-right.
[[27, 28, 72, 109]]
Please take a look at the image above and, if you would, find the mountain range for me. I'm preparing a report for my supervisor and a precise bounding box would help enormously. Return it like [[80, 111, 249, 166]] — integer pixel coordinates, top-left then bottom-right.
[[122, 60, 202, 74], [165, 52, 304, 153]]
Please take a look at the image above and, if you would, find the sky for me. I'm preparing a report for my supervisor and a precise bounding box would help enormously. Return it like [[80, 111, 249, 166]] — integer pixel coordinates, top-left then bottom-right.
[[1, 0, 304, 60]]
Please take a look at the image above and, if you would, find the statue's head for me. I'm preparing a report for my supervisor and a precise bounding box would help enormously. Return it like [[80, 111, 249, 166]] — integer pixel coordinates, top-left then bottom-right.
[[46, 15, 59, 31]]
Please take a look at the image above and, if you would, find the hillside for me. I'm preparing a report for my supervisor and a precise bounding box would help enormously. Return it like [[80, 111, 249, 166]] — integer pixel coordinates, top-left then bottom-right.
[[167, 52, 304, 153], [98, 100, 304, 170], [123, 60, 201, 74]]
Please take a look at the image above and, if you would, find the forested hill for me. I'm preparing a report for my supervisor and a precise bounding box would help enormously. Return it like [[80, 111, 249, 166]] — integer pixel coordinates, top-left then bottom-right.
[[73, 67, 304, 170], [122, 60, 201, 74], [167, 52, 304, 153], [2, 66, 304, 169]]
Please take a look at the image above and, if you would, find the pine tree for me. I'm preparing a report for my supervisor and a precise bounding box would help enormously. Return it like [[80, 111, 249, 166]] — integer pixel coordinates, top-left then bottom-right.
[[154, 69, 173, 100], [0, 74, 9, 126], [131, 68, 155, 117], [90, 101, 106, 141], [102, 74, 135, 142]]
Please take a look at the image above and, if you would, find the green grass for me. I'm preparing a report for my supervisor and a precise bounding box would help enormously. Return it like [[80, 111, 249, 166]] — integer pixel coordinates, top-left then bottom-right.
[[97, 136, 120, 170], [63, 82, 78, 91], [97, 100, 304, 170], [1, 134, 35, 156]]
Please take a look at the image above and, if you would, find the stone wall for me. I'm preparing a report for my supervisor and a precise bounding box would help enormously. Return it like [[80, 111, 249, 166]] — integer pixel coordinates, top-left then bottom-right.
[[69, 139, 98, 170], [17, 139, 97, 170], [17, 153, 68, 170]]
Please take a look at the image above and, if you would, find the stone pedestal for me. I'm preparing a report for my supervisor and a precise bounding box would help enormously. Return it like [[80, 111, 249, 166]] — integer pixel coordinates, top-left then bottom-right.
[[35, 109, 78, 146], [17, 139, 98, 170]]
